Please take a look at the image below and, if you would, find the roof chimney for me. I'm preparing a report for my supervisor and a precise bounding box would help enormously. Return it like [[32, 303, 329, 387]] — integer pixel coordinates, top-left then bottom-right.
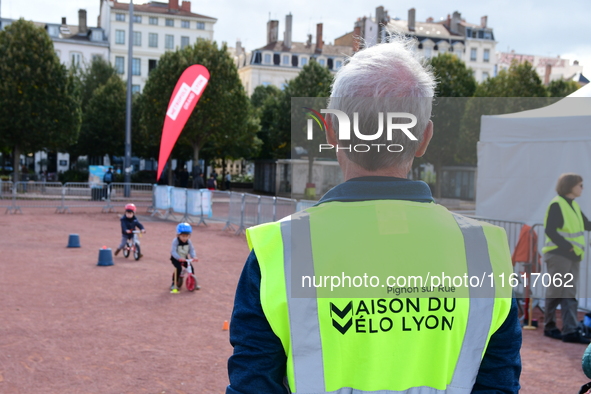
[[236, 40, 242, 56], [62, 17, 67, 25], [169, 0, 179, 11], [426, 17, 434, 23], [408, 8, 416, 32], [450, 11, 461, 34], [181, 1, 191, 12], [481, 15, 487, 28], [353, 24, 361, 52], [78, 9, 88, 34], [316, 23, 323, 52], [544, 64, 552, 85], [284, 13, 292, 49], [267, 20, 279, 44]]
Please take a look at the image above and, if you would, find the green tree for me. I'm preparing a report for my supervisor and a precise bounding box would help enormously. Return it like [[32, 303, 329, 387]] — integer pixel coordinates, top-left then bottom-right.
[[458, 61, 550, 164], [76, 75, 126, 160], [0, 19, 81, 181], [141, 39, 255, 172], [69, 57, 119, 163], [547, 79, 580, 97], [423, 53, 476, 197], [284, 61, 333, 187], [250, 85, 284, 160]]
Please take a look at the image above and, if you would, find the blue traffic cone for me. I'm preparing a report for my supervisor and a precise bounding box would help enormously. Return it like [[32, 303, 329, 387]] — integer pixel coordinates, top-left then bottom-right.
[[97, 247, 114, 266], [67, 234, 81, 248]]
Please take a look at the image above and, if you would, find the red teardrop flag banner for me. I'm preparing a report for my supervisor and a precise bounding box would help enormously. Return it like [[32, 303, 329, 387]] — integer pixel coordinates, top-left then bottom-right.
[[157, 64, 210, 181]]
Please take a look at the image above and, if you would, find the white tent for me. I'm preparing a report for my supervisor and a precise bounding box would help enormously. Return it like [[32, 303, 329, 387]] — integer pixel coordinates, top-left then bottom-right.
[[476, 84, 591, 226]]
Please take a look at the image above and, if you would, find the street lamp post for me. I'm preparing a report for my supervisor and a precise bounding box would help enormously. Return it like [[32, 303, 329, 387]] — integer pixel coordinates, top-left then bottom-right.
[[124, 1, 134, 197]]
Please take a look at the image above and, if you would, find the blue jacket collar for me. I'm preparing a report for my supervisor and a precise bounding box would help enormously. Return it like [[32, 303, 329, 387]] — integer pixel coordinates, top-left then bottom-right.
[[317, 176, 434, 205]]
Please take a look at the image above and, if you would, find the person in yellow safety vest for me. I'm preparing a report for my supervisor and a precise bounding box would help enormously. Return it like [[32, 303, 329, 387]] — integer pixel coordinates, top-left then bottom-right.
[[226, 34, 521, 394], [542, 173, 591, 344]]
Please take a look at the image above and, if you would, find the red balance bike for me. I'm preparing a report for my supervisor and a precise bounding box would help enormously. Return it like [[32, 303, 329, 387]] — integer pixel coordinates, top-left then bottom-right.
[[171, 258, 199, 293], [123, 230, 143, 260]]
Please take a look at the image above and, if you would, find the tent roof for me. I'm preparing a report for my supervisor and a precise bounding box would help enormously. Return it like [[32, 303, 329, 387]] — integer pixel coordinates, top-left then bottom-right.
[[480, 84, 591, 142]]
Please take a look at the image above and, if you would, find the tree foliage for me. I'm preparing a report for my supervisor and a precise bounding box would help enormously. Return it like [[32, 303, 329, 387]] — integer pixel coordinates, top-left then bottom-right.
[[458, 60, 551, 164], [0, 19, 81, 180], [140, 39, 257, 165], [69, 57, 119, 161], [76, 75, 127, 160], [250, 85, 284, 160], [423, 53, 476, 197], [547, 79, 580, 97], [284, 61, 334, 185]]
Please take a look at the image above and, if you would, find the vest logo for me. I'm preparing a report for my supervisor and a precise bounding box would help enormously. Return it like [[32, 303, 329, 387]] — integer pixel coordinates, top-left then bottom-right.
[[330, 301, 353, 335], [328, 298, 457, 335]]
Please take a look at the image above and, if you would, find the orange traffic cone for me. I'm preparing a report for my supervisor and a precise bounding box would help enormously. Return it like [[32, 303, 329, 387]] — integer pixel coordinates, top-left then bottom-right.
[[222, 320, 229, 331]]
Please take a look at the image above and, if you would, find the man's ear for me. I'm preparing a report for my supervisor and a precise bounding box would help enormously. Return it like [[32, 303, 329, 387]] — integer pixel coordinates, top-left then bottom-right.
[[325, 116, 337, 146], [414, 120, 433, 158]]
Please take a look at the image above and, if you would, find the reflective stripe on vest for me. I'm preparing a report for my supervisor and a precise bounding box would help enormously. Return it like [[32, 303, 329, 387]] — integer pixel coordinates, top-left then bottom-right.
[[542, 196, 586, 257], [281, 211, 496, 394]]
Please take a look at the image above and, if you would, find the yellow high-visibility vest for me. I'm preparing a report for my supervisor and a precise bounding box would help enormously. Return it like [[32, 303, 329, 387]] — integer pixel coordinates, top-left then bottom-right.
[[247, 200, 513, 393], [542, 195, 585, 258]]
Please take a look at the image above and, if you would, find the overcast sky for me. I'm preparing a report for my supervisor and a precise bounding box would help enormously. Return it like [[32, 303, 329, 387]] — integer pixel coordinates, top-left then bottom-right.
[[2, 0, 590, 73]]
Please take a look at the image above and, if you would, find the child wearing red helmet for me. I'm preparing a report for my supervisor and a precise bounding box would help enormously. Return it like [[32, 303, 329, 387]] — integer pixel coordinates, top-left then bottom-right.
[[114, 203, 146, 257]]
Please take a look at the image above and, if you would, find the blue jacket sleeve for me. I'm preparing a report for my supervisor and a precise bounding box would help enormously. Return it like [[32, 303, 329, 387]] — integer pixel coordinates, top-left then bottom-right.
[[226, 250, 289, 394], [471, 298, 522, 393]]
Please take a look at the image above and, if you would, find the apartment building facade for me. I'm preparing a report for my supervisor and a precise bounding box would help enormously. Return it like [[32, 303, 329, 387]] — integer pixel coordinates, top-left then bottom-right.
[[99, 0, 216, 92], [236, 14, 354, 96]]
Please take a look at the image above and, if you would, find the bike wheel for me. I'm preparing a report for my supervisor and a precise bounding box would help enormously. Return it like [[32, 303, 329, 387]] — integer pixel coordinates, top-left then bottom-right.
[[133, 243, 141, 260], [123, 246, 130, 258], [185, 274, 196, 291]]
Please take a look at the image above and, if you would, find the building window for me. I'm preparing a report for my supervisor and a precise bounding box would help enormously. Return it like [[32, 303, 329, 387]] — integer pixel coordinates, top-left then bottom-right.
[[132, 15, 142, 23], [318, 58, 326, 66], [424, 47, 432, 59], [263, 53, 271, 64], [149, 33, 158, 48], [149, 17, 158, 25], [91, 30, 103, 41], [149, 59, 158, 73], [483, 49, 490, 63], [132, 85, 141, 94], [133, 31, 141, 46], [282, 55, 290, 65], [132, 58, 141, 75], [196, 22, 205, 30], [115, 56, 124, 74], [48, 25, 59, 37], [291, 55, 298, 67], [300, 57, 308, 66], [181, 20, 190, 28], [91, 54, 102, 62], [165, 34, 174, 49], [470, 48, 477, 61], [115, 30, 125, 44], [70, 52, 82, 67], [181, 36, 189, 49], [165, 18, 174, 27], [454, 48, 463, 60], [482, 72, 489, 80], [335, 60, 342, 69], [115, 13, 125, 22], [55, 50, 61, 58], [262, 82, 271, 86]]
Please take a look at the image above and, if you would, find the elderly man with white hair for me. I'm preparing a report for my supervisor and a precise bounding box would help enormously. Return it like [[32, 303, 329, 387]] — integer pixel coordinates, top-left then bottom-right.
[[226, 36, 521, 394]]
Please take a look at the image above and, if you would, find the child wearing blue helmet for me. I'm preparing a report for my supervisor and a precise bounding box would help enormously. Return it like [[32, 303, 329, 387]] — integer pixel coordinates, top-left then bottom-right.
[[170, 222, 199, 291]]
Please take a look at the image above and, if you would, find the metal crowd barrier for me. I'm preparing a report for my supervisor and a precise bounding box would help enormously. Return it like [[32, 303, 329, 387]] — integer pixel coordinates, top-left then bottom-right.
[[1, 180, 15, 213], [1, 182, 157, 214]]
